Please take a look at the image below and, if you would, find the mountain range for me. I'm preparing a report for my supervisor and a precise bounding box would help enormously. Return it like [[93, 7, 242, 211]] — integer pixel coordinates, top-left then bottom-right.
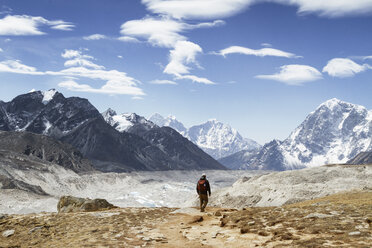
[[220, 98, 372, 170], [0, 90, 225, 172], [148, 114, 261, 159]]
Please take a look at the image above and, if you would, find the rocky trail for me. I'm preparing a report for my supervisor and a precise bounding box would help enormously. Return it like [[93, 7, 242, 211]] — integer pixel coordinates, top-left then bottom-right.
[[1, 190, 371, 247]]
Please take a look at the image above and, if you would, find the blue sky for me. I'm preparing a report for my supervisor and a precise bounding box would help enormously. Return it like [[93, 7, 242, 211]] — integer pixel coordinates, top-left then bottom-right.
[[0, 0, 372, 144]]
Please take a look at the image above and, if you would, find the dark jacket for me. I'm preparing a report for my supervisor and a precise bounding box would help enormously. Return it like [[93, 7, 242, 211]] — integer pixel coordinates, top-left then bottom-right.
[[196, 177, 211, 195]]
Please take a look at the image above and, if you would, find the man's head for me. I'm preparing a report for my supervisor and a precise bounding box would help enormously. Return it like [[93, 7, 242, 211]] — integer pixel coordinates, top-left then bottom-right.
[[201, 173, 206, 179]]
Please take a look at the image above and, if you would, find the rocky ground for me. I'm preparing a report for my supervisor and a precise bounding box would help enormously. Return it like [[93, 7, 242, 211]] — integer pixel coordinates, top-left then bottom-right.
[[1, 190, 371, 248]]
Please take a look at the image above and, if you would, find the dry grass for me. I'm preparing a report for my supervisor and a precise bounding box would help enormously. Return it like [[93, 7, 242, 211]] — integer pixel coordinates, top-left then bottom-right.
[[221, 190, 372, 247]]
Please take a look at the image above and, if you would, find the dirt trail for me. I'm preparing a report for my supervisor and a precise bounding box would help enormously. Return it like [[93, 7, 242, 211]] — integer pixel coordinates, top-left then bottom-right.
[[1, 191, 371, 247]]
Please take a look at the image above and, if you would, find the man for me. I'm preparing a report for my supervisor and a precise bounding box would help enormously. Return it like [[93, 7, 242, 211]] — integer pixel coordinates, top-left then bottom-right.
[[196, 173, 211, 212]]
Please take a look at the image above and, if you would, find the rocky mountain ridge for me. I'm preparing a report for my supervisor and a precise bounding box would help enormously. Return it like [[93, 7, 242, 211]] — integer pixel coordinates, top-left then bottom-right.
[[148, 113, 261, 159], [220, 98, 372, 170], [0, 90, 225, 172]]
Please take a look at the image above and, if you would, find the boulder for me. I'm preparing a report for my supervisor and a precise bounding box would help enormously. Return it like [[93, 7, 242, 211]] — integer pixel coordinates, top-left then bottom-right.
[[57, 196, 116, 213]]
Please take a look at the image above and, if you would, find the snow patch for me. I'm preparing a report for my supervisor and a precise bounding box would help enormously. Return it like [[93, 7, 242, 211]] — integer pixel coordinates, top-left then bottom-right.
[[42, 89, 57, 105]]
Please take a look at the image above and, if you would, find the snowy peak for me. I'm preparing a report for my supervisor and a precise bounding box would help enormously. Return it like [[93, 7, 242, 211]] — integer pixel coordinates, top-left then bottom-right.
[[149, 113, 261, 159], [103, 110, 156, 133], [42, 89, 57, 105], [281, 98, 372, 168], [149, 113, 187, 134], [148, 113, 166, 126]]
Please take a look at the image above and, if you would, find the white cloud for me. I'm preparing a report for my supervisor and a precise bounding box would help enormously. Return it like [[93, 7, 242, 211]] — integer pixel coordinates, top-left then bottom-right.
[[0, 15, 74, 35], [61, 49, 93, 59], [177, 74, 216, 85], [117, 55, 123, 59], [0, 48, 3, 52], [256, 64, 322, 85], [0, 50, 145, 96], [120, 17, 186, 48], [64, 58, 105, 70], [51, 24, 75, 31], [261, 43, 272, 47], [363, 55, 372, 60], [217, 46, 300, 58], [117, 36, 141, 43], [322, 58, 371, 78], [0, 60, 43, 75], [150, 79, 178, 85], [83, 34, 107, 40], [164, 40, 202, 76], [142, 0, 372, 19], [142, 0, 255, 19], [120, 17, 224, 48], [280, 0, 372, 17], [58, 79, 145, 96]]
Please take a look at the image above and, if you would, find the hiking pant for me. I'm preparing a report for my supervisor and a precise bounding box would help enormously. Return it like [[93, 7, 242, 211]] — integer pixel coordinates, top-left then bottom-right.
[[199, 193, 208, 212]]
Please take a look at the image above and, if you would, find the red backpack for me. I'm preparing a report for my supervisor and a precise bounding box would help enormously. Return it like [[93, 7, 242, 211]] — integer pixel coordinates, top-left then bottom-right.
[[197, 179, 207, 192]]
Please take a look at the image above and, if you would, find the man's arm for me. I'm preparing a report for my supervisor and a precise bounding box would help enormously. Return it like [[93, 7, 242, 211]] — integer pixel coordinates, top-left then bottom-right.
[[196, 183, 199, 194], [207, 180, 211, 196]]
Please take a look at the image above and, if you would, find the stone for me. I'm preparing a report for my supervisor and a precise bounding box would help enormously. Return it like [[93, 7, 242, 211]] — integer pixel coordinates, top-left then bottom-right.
[[248, 221, 256, 226], [57, 196, 116, 213], [305, 213, 333, 219], [214, 211, 222, 216], [29, 226, 43, 234], [188, 215, 203, 224], [348, 231, 361, 236], [2, 229, 15, 237], [211, 231, 219, 238]]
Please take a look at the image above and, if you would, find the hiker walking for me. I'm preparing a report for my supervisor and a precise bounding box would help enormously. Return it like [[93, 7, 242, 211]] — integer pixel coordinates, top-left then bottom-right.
[[196, 173, 211, 212]]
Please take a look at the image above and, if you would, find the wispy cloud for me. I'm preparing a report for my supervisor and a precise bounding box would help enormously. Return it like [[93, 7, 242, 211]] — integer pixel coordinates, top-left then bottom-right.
[[322, 58, 371, 78], [177, 74, 216, 85], [0, 60, 43, 75], [83, 34, 107, 40], [216, 46, 300, 58], [51, 24, 75, 31], [142, 0, 254, 20], [142, 0, 372, 19], [0, 48, 3, 52], [282, 0, 372, 17], [58, 79, 144, 96], [162, 40, 216, 85], [0, 50, 145, 96], [261, 43, 272, 47], [256, 64, 322, 85], [120, 17, 224, 48], [117, 36, 141, 43], [150, 79, 178, 85], [0, 15, 74, 35], [164, 40, 202, 76]]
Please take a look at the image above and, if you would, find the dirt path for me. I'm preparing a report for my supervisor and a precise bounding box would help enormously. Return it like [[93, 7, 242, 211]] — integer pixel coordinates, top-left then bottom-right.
[[1, 191, 371, 247]]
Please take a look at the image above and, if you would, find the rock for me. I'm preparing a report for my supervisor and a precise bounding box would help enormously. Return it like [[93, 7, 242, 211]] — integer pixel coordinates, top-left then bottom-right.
[[220, 217, 228, 227], [188, 215, 203, 224], [214, 210, 222, 216], [211, 231, 219, 238], [29, 226, 43, 234], [2, 229, 15, 237], [305, 213, 333, 219], [248, 221, 256, 226], [57, 196, 116, 213], [0, 214, 6, 220], [349, 231, 361, 236]]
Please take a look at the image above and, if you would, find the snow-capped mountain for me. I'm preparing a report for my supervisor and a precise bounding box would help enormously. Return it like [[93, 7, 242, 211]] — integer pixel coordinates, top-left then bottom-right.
[[149, 114, 261, 159], [102, 110, 225, 170], [220, 98, 372, 170], [102, 109, 156, 135], [0, 90, 226, 171], [149, 113, 187, 135]]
